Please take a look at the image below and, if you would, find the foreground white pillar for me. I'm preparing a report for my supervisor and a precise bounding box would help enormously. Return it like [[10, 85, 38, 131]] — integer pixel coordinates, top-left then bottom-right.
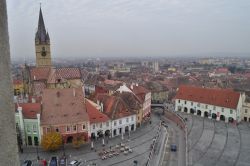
[[0, 1, 20, 165]]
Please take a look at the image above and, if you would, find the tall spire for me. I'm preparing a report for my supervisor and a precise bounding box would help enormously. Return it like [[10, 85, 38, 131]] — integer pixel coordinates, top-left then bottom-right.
[[35, 5, 48, 44]]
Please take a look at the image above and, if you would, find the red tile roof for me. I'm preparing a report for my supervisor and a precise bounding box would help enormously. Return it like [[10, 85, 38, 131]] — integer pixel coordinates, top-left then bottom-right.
[[85, 99, 109, 124], [17, 103, 41, 119], [56, 68, 81, 79], [30, 67, 51, 81], [33, 82, 46, 96], [130, 85, 150, 102], [41, 88, 89, 125], [13, 79, 23, 85], [175, 85, 240, 109], [96, 94, 134, 120]]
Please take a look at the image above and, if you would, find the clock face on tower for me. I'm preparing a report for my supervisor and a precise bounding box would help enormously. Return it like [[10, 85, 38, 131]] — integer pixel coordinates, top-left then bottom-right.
[[41, 47, 46, 57]]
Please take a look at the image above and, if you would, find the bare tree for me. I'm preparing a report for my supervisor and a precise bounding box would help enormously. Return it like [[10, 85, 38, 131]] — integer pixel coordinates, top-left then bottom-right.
[[0, 0, 20, 165]]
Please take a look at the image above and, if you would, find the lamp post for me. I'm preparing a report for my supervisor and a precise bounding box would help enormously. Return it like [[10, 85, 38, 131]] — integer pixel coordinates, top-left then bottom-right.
[[62, 140, 65, 156], [36, 145, 40, 160]]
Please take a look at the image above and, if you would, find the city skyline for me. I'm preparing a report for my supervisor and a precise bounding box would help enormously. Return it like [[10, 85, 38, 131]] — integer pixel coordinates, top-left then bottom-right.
[[7, 0, 250, 59]]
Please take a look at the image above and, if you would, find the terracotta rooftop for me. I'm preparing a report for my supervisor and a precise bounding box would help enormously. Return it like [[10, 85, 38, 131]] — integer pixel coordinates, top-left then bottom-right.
[[56, 67, 81, 79], [30, 67, 81, 82], [130, 85, 150, 102], [96, 94, 134, 120], [13, 79, 23, 85], [175, 85, 240, 109], [33, 82, 46, 96], [114, 92, 142, 110], [30, 67, 51, 81], [86, 99, 109, 124], [41, 88, 89, 126], [16, 103, 41, 119]]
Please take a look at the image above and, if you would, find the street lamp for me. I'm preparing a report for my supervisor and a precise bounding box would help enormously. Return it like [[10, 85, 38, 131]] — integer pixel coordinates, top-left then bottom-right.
[[36, 144, 40, 160]]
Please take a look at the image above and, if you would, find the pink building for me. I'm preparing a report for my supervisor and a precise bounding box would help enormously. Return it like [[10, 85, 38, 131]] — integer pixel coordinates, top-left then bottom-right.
[[41, 88, 89, 143]]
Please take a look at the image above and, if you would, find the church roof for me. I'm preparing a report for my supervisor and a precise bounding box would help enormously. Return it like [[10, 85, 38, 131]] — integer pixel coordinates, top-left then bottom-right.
[[35, 7, 49, 44]]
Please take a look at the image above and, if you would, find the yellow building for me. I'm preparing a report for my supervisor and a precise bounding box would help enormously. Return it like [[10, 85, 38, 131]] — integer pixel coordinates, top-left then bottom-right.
[[13, 80, 24, 95]]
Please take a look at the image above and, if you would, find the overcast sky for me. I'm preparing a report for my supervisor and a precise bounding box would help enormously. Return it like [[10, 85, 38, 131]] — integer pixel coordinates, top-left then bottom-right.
[[7, 0, 250, 59]]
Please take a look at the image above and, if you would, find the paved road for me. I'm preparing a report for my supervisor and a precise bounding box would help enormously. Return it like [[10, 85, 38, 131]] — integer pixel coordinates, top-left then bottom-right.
[[20, 113, 164, 166], [178, 112, 250, 166]]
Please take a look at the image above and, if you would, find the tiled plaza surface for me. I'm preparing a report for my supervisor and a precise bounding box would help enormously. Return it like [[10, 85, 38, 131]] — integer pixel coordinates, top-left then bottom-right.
[[178, 112, 250, 166], [19, 113, 165, 166]]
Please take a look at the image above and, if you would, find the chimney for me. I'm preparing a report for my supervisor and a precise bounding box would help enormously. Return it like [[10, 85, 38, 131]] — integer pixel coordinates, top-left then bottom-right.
[[17, 106, 22, 112], [31, 97, 36, 103], [73, 88, 76, 97], [101, 102, 103, 112]]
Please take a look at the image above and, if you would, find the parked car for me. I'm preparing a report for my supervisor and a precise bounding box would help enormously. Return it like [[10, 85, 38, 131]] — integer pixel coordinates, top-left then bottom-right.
[[50, 156, 57, 166], [69, 160, 78, 165], [59, 156, 67, 166], [22, 160, 32, 166], [69, 160, 81, 166], [171, 144, 177, 152]]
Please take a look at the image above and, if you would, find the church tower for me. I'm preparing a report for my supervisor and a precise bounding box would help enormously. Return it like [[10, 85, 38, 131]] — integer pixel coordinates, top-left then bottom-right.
[[35, 7, 52, 67]]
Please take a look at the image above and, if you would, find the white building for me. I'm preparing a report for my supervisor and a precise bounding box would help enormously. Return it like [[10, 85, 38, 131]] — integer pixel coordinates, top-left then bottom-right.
[[96, 94, 137, 138], [174, 85, 243, 123], [85, 99, 111, 139]]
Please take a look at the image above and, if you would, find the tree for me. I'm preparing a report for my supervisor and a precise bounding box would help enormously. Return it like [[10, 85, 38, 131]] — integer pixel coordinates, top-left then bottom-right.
[[41, 132, 62, 151], [72, 136, 85, 148]]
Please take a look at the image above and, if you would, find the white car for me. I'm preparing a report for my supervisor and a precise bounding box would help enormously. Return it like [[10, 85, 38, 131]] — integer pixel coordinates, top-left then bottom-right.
[[69, 160, 81, 166]]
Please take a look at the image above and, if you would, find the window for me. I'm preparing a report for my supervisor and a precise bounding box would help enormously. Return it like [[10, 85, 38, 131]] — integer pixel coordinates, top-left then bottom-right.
[[92, 124, 95, 129], [131, 117, 134, 121], [221, 108, 224, 112], [33, 125, 37, 133], [46, 128, 50, 133], [100, 123, 102, 128], [230, 110, 233, 114], [73, 125, 77, 131], [82, 124, 86, 130], [205, 105, 208, 109], [245, 109, 248, 113], [66, 126, 70, 132], [184, 101, 187, 104], [27, 125, 31, 133], [213, 106, 216, 110], [197, 103, 200, 107], [56, 128, 59, 132], [178, 100, 180, 103], [114, 121, 117, 126], [119, 120, 122, 124], [191, 102, 193, 106], [126, 118, 129, 123], [106, 122, 109, 127]]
